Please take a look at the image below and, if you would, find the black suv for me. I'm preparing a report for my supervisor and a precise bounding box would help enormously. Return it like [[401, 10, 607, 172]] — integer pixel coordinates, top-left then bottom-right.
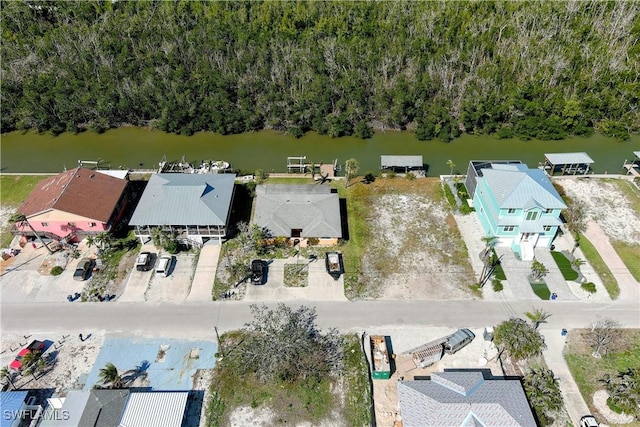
[[135, 252, 153, 271]]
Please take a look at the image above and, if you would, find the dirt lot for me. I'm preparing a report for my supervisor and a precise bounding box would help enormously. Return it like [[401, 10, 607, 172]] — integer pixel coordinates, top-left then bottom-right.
[[557, 178, 640, 244], [359, 178, 475, 300]]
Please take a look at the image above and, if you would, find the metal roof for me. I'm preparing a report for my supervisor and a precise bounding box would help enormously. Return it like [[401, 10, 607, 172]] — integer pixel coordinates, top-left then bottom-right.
[[253, 184, 342, 238], [481, 166, 566, 210], [118, 392, 188, 427], [381, 155, 424, 168], [129, 173, 236, 226], [39, 391, 91, 427], [1, 391, 29, 427], [544, 152, 594, 164], [634, 151, 640, 158], [398, 371, 536, 427]]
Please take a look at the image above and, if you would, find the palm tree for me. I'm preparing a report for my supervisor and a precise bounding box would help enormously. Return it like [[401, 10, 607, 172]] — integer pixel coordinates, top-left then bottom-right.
[[446, 159, 455, 175], [345, 158, 359, 188], [523, 367, 564, 425], [98, 362, 125, 389], [601, 368, 640, 418], [525, 308, 552, 330], [9, 213, 54, 254], [0, 366, 17, 390], [480, 235, 498, 260]]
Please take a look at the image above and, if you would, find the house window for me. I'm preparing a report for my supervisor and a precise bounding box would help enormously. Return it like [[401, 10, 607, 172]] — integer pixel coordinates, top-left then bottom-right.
[[543, 226, 553, 232], [89, 222, 96, 227], [503, 226, 515, 232], [545, 208, 553, 214], [41, 222, 49, 227], [291, 229, 302, 238], [507, 208, 516, 214], [525, 211, 538, 221]]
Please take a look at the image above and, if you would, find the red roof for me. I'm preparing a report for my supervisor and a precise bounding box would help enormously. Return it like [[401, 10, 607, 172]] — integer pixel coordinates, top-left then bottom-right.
[[17, 168, 127, 223]]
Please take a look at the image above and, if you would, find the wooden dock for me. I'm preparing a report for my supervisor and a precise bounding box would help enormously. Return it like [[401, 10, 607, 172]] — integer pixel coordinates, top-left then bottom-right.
[[623, 163, 640, 177]]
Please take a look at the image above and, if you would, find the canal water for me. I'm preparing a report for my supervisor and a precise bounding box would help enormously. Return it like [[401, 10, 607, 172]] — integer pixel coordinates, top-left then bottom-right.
[[1, 128, 638, 175]]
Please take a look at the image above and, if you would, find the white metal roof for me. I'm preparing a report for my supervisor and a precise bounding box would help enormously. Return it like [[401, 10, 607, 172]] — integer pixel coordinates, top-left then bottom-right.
[[381, 155, 424, 168], [544, 152, 594, 164], [634, 151, 640, 158], [118, 392, 188, 427]]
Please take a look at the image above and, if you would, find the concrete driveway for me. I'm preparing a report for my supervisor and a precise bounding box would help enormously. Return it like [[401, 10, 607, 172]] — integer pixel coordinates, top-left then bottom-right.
[[0, 245, 85, 303], [118, 246, 157, 302], [244, 257, 347, 302], [143, 252, 196, 302]]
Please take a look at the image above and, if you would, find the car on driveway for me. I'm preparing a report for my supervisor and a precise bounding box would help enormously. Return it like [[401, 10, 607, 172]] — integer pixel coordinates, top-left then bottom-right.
[[155, 255, 173, 277], [251, 259, 267, 285], [9, 340, 45, 370], [135, 252, 154, 271], [73, 258, 93, 281]]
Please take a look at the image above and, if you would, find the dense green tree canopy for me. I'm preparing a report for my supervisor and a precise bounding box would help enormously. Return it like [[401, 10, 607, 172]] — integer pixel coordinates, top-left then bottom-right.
[[2, 1, 638, 140]]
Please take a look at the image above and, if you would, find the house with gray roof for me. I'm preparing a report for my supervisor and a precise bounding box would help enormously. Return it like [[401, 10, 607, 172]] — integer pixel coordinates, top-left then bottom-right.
[[253, 184, 342, 246], [40, 390, 130, 427], [129, 173, 236, 246], [472, 163, 566, 261], [397, 370, 536, 427]]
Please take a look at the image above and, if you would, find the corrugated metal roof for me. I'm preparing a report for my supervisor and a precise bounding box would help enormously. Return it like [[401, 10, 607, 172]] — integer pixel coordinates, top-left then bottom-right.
[[381, 155, 424, 168], [253, 184, 342, 238], [398, 371, 536, 427], [129, 174, 236, 226], [481, 167, 566, 209], [118, 392, 188, 427], [1, 391, 28, 427], [545, 152, 594, 164]]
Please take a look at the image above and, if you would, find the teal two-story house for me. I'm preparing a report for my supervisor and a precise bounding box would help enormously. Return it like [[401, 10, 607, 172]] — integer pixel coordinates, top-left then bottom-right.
[[470, 163, 566, 261]]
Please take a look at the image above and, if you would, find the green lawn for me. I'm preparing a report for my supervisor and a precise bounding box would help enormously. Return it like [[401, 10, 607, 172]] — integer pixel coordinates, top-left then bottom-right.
[[565, 329, 640, 426], [551, 251, 579, 281], [578, 234, 619, 299], [611, 240, 640, 282], [0, 175, 53, 247], [530, 282, 551, 300]]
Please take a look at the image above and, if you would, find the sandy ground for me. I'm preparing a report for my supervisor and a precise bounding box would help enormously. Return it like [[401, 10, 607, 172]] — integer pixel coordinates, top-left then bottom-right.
[[592, 390, 635, 424], [363, 192, 474, 300], [556, 178, 640, 244]]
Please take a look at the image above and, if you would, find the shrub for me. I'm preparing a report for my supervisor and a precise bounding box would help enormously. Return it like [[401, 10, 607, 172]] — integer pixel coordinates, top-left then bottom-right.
[[386, 170, 396, 179], [307, 237, 319, 246], [406, 172, 416, 181], [50, 266, 64, 276], [363, 172, 376, 184], [492, 278, 504, 292], [581, 282, 597, 294]]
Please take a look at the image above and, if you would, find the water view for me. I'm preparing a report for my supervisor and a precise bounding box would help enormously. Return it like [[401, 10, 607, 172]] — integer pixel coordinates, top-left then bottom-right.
[[1, 128, 638, 175]]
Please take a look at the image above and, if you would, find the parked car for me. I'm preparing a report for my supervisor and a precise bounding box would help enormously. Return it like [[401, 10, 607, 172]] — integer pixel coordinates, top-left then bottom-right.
[[444, 328, 475, 354], [73, 258, 93, 281], [155, 255, 173, 277], [251, 259, 267, 285], [135, 251, 154, 271], [580, 416, 599, 427], [9, 340, 45, 370]]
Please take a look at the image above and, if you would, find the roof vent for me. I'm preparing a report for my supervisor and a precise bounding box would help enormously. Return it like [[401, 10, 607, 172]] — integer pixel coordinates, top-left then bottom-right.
[[89, 174, 95, 178]]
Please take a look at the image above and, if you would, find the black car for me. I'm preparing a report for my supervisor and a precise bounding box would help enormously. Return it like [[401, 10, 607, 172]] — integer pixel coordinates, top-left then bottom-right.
[[73, 258, 93, 281], [251, 259, 267, 285]]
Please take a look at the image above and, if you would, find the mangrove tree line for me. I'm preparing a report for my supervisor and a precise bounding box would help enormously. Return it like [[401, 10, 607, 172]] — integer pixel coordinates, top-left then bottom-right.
[[1, 1, 638, 141]]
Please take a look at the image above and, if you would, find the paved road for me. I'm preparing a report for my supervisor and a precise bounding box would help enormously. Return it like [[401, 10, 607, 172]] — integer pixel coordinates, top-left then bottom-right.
[[2, 300, 638, 338]]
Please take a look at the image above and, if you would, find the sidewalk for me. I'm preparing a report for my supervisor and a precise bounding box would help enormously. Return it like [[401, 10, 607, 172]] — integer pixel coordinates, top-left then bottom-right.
[[583, 221, 640, 303], [540, 328, 590, 425]]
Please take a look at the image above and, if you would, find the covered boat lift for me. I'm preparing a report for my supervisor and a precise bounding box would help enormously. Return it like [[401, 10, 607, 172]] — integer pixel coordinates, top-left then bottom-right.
[[380, 155, 424, 173], [543, 152, 594, 176]]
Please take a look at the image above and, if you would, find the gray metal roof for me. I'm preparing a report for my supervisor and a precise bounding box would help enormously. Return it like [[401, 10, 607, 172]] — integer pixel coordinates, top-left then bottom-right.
[[118, 392, 188, 427], [129, 174, 236, 226], [481, 165, 566, 209], [545, 152, 594, 164], [381, 155, 424, 168], [398, 371, 536, 427], [634, 151, 640, 158], [253, 184, 342, 238]]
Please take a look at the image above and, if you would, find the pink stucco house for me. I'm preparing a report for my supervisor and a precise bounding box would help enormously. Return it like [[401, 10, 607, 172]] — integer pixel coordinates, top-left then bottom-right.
[[12, 167, 128, 243]]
